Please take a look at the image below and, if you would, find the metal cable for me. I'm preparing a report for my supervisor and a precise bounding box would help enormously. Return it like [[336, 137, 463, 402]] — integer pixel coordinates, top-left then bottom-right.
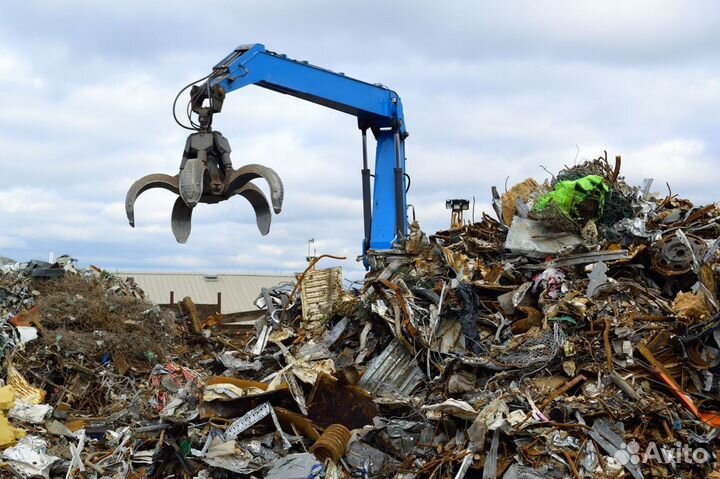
[[171, 72, 213, 131]]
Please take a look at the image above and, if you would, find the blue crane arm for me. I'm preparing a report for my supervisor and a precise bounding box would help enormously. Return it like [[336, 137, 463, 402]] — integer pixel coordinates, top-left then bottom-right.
[[201, 44, 408, 254], [208, 44, 407, 134]]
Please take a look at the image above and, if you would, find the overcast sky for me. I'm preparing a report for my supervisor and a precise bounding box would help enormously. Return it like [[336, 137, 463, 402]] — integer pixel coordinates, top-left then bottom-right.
[[1, 0, 719, 277]]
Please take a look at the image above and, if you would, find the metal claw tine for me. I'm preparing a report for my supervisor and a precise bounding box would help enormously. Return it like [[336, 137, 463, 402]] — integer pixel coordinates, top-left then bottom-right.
[[179, 156, 206, 208], [232, 182, 273, 235], [125, 174, 180, 227], [225, 164, 284, 214], [171, 196, 193, 243]]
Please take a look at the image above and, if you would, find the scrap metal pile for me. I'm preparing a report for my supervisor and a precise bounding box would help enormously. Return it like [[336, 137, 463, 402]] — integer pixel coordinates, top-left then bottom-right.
[[0, 154, 720, 478]]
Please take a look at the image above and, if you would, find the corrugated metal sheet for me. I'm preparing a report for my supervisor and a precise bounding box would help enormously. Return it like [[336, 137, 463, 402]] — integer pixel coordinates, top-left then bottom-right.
[[359, 339, 424, 397], [118, 272, 294, 314]]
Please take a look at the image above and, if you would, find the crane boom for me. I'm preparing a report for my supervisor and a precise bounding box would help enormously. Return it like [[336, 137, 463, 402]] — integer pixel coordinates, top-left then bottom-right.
[[211, 44, 407, 132], [127, 44, 408, 256], [203, 44, 409, 252]]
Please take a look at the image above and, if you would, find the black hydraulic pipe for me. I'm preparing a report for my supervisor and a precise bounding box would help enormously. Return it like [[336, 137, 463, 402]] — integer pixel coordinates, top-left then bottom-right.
[[361, 130, 372, 251], [393, 130, 405, 243]]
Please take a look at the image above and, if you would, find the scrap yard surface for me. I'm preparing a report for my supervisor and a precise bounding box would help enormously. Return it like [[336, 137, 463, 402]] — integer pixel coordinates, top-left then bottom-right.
[[1, 157, 720, 477]]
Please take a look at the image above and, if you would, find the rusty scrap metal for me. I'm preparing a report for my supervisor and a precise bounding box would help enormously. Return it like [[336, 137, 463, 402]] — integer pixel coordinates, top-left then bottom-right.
[[279, 254, 347, 323], [9, 152, 720, 477], [300, 267, 343, 333], [537, 375, 587, 413], [651, 230, 707, 275], [309, 424, 351, 463], [179, 296, 203, 335]]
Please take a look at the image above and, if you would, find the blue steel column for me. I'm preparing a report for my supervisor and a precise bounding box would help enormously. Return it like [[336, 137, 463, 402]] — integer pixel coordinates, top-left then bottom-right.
[[370, 131, 407, 250]]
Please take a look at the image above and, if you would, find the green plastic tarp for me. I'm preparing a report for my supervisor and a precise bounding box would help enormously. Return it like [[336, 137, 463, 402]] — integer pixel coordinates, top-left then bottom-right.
[[534, 175, 609, 220]]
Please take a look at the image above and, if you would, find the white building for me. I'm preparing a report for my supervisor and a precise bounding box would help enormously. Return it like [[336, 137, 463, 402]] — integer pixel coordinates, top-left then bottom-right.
[[119, 272, 294, 314]]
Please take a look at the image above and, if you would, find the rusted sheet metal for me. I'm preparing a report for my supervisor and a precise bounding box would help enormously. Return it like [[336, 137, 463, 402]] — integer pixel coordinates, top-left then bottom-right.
[[300, 267, 343, 332], [179, 296, 203, 335], [307, 373, 378, 430]]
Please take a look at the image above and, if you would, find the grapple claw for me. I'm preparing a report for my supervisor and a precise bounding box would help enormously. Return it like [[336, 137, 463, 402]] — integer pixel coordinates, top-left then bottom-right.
[[126, 130, 284, 243], [178, 156, 206, 208], [171, 197, 193, 243], [232, 182, 273, 235], [226, 164, 284, 214], [125, 174, 180, 227]]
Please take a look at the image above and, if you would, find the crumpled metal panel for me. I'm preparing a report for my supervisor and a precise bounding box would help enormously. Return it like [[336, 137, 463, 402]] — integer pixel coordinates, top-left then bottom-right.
[[504, 216, 583, 258], [359, 339, 424, 397], [300, 267, 342, 332]]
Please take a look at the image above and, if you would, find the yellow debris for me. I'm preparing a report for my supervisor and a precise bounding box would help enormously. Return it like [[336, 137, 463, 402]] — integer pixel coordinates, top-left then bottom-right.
[[0, 412, 24, 449], [0, 386, 15, 411], [7, 366, 46, 405]]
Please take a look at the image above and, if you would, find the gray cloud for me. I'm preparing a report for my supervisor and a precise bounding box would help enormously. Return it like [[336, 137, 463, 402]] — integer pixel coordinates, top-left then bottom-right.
[[0, 1, 719, 279]]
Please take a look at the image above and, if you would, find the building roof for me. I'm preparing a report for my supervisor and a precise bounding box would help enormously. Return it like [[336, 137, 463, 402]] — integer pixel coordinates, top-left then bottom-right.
[[118, 272, 294, 314]]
